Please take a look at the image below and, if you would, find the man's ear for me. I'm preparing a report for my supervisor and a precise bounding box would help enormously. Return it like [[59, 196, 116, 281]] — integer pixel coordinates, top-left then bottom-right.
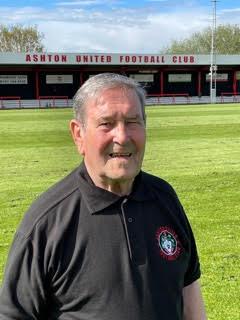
[[69, 119, 85, 156]]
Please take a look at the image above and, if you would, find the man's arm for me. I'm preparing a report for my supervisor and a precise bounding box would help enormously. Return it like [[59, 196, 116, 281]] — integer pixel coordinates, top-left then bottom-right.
[[0, 232, 47, 319], [183, 280, 207, 320]]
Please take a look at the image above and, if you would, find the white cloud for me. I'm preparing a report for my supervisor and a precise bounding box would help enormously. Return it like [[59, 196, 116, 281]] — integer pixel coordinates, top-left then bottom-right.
[[56, 0, 104, 6], [1, 3, 240, 53], [146, 0, 168, 2], [218, 7, 240, 25], [38, 10, 210, 53], [220, 7, 240, 13]]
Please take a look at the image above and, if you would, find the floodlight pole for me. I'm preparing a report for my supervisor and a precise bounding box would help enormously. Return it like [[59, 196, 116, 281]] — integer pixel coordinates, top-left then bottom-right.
[[210, 0, 217, 104]]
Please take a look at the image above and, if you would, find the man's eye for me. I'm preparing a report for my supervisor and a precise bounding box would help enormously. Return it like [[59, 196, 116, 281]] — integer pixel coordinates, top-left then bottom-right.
[[100, 122, 111, 127], [126, 120, 139, 124]]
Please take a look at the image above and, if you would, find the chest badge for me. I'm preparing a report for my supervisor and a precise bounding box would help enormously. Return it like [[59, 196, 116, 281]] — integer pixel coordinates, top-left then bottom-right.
[[155, 226, 182, 261]]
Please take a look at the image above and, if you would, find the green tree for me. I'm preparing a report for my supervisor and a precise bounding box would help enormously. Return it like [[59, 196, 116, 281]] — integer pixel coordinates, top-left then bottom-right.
[[162, 24, 240, 54], [0, 24, 44, 52]]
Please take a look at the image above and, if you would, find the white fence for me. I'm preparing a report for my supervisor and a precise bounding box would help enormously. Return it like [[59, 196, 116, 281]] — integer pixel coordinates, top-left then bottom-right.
[[0, 98, 72, 109], [0, 95, 240, 110]]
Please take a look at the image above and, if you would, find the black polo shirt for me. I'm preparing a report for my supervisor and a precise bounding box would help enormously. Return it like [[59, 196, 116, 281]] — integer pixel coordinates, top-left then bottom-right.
[[0, 162, 200, 320]]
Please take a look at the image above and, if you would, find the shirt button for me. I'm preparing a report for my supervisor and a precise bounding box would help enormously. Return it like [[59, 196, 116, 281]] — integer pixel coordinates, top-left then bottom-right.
[[128, 217, 133, 223]]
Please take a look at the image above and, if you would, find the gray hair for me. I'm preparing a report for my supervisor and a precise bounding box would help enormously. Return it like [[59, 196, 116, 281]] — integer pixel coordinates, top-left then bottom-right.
[[73, 73, 146, 123]]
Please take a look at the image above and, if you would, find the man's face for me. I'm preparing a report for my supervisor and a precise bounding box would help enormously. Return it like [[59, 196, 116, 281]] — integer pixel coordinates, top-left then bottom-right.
[[73, 87, 146, 187]]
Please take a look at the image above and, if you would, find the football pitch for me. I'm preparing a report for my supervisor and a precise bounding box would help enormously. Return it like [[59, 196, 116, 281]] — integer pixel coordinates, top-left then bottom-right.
[[0, 104, 239, 319]]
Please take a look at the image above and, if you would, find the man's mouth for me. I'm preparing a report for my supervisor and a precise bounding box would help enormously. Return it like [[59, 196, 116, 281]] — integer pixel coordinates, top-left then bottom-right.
[[109, 152, 132, 158]]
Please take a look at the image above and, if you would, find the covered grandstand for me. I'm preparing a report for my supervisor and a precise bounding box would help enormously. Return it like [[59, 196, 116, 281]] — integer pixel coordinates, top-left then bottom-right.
[[0, 52, 240, 108]]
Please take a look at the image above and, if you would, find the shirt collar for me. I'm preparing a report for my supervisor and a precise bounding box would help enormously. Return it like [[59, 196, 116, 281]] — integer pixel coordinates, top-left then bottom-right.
[[76, 162, 154, 214]]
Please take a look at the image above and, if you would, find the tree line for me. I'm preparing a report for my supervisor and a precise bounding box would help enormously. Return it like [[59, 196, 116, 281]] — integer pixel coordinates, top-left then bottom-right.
[[0, 24, 44, 52], [0, 23, 240, 54], [162, 24, 240, 54]]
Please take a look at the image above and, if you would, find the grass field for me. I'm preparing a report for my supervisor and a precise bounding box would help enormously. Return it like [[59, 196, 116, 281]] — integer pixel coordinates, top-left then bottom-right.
[[0, 104, 239, 319]]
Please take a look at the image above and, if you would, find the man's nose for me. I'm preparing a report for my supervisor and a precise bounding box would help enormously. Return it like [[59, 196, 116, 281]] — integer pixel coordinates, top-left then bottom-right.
[[112, 123, 130, 145]]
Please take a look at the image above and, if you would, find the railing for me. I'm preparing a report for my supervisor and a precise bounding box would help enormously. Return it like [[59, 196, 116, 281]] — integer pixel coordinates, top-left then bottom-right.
[[38, 96, 69, 108], [146, 93, 190, 105], [0, 96, 21, 108], [221, 92, 240, 103], [1, 94, 240, 110]]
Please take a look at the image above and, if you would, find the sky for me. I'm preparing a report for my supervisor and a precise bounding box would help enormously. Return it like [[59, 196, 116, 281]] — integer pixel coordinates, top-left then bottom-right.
[[1, 0, 240, 53]]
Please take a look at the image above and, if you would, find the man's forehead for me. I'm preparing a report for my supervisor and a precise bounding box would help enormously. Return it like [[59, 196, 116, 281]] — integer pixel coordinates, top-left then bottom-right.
[[86, 88, 142, 113], [95, 87, 139, 103]]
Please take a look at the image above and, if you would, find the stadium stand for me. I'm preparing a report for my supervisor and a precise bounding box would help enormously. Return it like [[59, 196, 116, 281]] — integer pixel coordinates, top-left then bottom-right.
[[1, 53, 240, 108]]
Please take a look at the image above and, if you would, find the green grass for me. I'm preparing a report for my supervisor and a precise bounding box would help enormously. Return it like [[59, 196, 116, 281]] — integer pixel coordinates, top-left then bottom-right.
[[0, 104, 240, 319]]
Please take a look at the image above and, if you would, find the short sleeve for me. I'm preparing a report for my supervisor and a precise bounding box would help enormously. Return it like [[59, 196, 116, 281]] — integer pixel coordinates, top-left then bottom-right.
[[183, 217, 201, 286], [0, 231, 48, 319]]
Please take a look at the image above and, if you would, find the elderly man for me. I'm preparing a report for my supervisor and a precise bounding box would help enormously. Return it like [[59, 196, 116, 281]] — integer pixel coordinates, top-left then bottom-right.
[[0, 73, 206, 319]]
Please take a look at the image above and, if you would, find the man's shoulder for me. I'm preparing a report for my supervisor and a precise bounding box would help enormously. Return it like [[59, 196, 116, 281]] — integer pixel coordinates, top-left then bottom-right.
[[18, 166, 81, 238], [33, 166, 81, 209], [140, 171, 186, 222], [141, 171, 178, 199]]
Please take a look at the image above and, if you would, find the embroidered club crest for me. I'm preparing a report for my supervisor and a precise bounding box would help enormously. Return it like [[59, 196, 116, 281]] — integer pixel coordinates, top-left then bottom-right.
[[155, 226, 182, 261]]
